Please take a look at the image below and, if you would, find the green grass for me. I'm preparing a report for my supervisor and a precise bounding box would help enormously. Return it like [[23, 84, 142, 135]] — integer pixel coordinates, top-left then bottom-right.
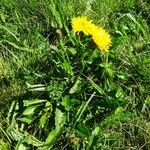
[[0, 0, 150, 149]]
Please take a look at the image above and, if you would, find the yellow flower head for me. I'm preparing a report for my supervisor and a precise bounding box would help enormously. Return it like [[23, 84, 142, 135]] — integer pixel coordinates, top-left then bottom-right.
[[71, 16, 111, 52], [71, 16, 93, 35], [92, 27, 111, 52]]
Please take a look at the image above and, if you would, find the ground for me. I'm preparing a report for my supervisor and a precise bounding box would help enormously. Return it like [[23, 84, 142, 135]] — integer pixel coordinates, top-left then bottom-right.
[[0, 0, 150, 149]]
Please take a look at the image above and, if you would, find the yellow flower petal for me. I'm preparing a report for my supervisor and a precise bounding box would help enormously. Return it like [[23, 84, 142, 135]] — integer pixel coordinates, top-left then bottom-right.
[[71, 16, 93, 35], [92, 27, 111, 52]]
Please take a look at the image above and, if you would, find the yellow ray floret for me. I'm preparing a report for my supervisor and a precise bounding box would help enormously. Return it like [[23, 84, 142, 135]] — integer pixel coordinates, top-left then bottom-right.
[[71, 16, 93, 36], [71, 16, 111, 52], [92, 27, 111, 52]]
